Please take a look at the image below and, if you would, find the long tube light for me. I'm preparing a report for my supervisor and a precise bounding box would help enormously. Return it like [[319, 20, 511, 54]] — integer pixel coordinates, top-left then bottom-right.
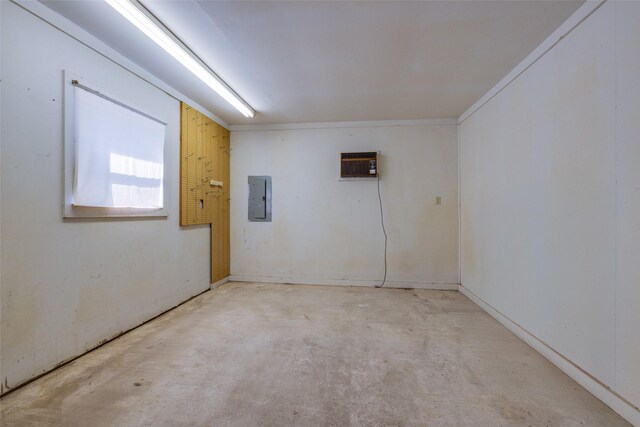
[[105, 0, 255, 118]]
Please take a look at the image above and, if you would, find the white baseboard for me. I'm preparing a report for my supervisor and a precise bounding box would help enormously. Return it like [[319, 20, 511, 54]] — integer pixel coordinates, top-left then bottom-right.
[[229, 274, 458, 290], [459, 285, 640, 426], [211, 276, 230, 289]]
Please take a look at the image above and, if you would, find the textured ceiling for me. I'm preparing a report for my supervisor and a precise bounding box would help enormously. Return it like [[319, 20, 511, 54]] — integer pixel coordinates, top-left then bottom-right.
[[41, 0, 583, 125]]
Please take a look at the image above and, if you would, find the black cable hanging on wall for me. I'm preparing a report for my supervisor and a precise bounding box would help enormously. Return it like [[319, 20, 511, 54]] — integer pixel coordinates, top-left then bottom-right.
[[376, 173, 388, 288]]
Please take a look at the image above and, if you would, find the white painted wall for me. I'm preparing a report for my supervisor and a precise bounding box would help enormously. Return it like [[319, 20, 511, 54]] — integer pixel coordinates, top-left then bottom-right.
[[614, 0, 640, 415], [230, 123, 458, 288], [0, 1, 210, 392], [459, 0, 639, 419]]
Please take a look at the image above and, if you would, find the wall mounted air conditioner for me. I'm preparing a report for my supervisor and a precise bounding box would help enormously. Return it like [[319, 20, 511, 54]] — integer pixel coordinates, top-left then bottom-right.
[[340, 152, 378, 179]]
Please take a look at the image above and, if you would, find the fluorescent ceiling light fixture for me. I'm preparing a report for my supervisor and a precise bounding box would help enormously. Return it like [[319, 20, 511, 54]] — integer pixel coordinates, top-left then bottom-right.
[[105, 0, 255, 118]]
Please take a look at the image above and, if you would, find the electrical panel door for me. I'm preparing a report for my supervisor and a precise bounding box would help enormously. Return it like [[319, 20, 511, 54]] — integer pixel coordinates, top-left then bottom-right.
[[248, 176, 271, 222]]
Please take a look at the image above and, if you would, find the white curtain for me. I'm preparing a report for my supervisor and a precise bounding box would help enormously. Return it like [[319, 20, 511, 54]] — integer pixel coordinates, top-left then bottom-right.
[[73, 86, 166, 208]]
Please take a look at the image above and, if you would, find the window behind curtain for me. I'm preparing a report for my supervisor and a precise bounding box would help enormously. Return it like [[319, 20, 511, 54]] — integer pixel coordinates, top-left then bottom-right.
[[73, 86, 166, 209]]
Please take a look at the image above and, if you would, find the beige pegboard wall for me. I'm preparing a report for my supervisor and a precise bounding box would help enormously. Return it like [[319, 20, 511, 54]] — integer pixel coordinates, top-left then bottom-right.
[[180, 102, 230, 282]]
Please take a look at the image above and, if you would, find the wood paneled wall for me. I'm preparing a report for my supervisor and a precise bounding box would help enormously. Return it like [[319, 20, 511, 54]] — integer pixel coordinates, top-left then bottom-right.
[[180, 102, 230, 283]]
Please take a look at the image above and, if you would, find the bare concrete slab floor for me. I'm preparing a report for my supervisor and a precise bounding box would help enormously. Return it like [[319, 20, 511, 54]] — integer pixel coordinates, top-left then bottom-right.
[[0, 282, 630, 426]]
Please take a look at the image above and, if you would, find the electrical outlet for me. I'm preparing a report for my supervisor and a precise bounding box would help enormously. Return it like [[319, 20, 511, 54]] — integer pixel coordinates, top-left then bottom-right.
[[436, 196, 442, 205]]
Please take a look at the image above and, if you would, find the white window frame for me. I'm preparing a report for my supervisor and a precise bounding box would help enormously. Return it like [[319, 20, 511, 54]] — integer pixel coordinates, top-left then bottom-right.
[[63, 70, 169, 218]]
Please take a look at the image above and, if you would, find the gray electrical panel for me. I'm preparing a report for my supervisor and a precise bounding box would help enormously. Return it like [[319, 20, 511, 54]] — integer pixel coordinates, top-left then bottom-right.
[[248, 176, 272, 222]]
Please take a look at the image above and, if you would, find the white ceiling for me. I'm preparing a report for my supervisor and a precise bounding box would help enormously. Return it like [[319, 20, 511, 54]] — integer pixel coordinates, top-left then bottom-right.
[[41, 0, 583, 125]]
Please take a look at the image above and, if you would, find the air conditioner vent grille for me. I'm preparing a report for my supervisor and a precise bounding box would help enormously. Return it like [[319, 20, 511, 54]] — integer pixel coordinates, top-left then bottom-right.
[[340, 152, 378, 178]]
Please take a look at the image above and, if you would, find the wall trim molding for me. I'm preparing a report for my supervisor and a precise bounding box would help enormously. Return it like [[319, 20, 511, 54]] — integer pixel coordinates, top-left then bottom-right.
[[211, 276, 230, 289], [457, 0, 606, 125], [229, 275, 458, 290], [230, 118, 458, 132], [10, 0, 230, 129], [459, 284, 640, 426]]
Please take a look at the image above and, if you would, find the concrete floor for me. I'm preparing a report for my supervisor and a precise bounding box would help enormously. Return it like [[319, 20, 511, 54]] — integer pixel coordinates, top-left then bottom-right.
[[0, 282, 629, 426]]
